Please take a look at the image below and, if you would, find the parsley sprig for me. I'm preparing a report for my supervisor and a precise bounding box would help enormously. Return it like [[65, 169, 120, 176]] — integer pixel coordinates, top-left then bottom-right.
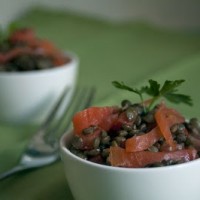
[[112, 79, 193, 111]]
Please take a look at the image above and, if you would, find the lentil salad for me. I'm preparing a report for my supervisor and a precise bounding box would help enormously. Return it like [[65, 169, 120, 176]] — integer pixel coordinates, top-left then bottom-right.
[[68, 80, 200, 168], [0, 27, 70, 71]]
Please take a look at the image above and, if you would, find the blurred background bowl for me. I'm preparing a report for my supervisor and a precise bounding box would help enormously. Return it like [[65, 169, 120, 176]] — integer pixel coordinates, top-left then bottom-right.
[[0, 52, 79, 125], [60, 131, 200, 200]]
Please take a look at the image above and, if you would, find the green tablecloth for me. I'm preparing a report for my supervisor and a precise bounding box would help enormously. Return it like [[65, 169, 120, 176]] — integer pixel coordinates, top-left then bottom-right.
[[1, 8, 200, 199]]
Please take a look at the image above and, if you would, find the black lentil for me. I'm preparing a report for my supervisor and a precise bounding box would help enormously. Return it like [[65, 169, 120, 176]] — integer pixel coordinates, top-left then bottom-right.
[[121, 100, 131, 109], [93, 137, 100, 149]]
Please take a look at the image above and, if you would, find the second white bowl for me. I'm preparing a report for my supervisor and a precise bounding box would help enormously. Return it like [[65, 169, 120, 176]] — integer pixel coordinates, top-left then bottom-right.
[[0, 52, 79, 124]]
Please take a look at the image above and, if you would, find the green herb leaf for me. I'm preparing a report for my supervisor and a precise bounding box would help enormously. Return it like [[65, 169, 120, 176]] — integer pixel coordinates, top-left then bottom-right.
[[112, 81, 145, 106], [164, 93, 193, 106], [159, 80, 185, 96], [112, 79, 193, 111], [112, 81, 141, 95], [145, 79, 192, 109], [143, 79, 160, 96]]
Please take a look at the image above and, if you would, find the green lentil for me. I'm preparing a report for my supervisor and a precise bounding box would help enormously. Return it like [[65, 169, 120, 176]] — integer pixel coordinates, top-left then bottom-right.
[[125, 107, 137, 121], [82, 125, 97, 135], [93, 137, 100, 149], [148, 145, 159, 152], [118, 130, 128, 137], [102, 148, 110, 157], [71, 136, 83, 149], [101, 136, 111, 145], [85, 149, 100, 156]]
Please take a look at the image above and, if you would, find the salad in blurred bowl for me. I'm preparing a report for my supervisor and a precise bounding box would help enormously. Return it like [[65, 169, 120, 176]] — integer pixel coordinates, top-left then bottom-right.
[[0, 25, 79, 124]]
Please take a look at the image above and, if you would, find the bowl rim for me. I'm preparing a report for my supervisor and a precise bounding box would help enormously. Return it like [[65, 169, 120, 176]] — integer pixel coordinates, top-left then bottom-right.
[[0, 51, 79, 76], [60, 130, 200, 173]]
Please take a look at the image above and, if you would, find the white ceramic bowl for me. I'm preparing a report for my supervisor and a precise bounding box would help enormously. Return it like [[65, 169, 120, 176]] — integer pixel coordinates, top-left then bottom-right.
[[0, 52, 79, 124], [60, 131, 200, 200]]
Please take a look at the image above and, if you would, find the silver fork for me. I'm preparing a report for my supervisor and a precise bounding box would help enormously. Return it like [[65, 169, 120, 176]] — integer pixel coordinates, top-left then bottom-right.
[[0, 86, 95, 181]]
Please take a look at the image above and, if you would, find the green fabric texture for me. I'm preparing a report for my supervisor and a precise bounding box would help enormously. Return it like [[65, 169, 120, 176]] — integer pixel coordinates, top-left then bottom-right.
[[1, 8, 200, 199]]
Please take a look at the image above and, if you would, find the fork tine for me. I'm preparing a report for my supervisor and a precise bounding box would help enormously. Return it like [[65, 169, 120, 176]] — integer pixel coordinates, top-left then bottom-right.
[[39, 86, 70, 130], [45, 87, 95, 141], [0, 87, 95, 180], [64, 87, 96, 131], [47, 87, 84, 133]]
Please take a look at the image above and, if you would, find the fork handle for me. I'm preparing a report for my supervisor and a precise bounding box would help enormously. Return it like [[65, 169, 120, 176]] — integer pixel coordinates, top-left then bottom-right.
[[0, 165, 27, 181]]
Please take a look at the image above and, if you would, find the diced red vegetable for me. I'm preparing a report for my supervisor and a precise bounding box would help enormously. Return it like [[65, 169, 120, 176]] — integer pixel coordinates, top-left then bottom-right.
[[109, 146, 197, 168], [72, 106, 118, 135], [0, 47, 34, 64], [5, 47, 33, 61], [155, 104, 177, 149], [125, 127, 161, 152], [164, 107, 185, 127], [0, 54, 6, 63], [1, 27, 68, 67], [9, 28, 36, 44], [31, 39, 58, 54]]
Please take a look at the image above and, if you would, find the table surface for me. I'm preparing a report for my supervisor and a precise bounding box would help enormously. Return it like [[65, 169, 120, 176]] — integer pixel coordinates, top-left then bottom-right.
[[1, 8, 200, 200]]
